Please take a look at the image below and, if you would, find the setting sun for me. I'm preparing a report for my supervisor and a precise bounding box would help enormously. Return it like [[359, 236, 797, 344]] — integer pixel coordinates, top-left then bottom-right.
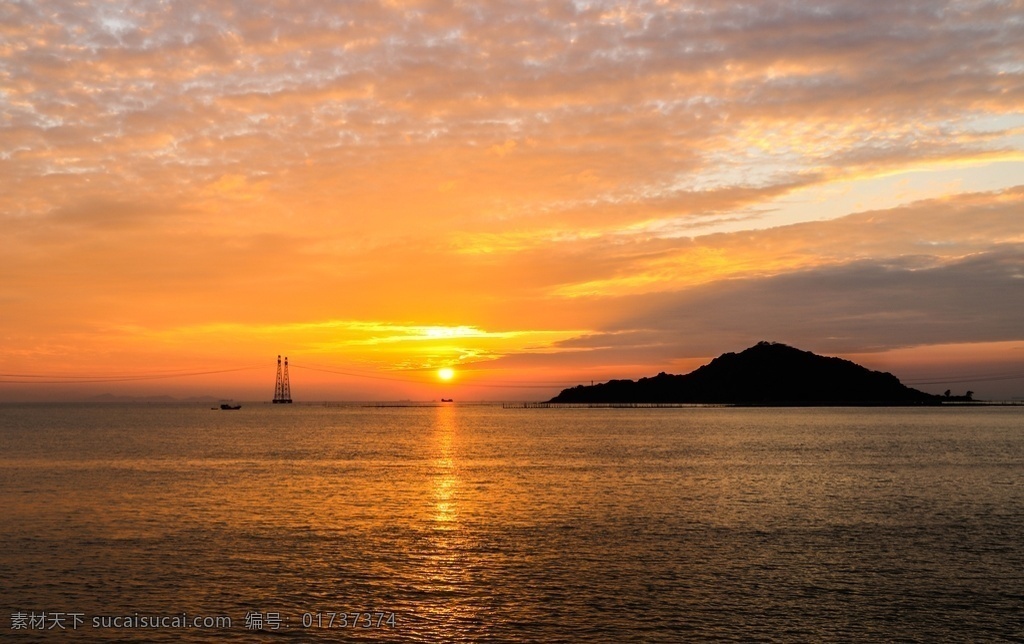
[[438, 368, 455, 382]]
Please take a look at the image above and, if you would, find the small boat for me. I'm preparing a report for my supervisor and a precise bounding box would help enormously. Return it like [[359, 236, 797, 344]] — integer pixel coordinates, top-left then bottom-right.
[[440, 398, 453, 403], [220, 404, 242, 410]]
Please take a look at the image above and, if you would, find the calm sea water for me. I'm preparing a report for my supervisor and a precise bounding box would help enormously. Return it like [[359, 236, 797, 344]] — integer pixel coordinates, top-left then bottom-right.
[[0, 403, 1022, 641]]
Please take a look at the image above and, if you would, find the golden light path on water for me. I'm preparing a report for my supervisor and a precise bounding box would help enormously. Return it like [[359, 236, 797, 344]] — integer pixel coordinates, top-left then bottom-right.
[[433, 405, 459, 529], [421, 404, 473, 634]]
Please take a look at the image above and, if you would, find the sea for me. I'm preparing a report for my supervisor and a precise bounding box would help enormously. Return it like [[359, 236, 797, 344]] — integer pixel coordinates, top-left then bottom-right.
[[0, 403, 1021, 642]]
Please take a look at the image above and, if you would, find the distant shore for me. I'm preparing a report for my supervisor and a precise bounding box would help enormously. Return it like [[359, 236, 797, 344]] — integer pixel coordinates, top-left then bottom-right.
[[509, 401, 1024, 409]]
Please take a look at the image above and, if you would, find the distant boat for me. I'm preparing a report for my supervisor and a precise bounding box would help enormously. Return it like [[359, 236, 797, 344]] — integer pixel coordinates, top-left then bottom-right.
[[220, 404, 241, 410], [441, 398, 453, 403]]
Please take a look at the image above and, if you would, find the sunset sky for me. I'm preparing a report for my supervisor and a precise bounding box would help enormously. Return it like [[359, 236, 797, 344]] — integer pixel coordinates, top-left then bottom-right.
[[3, 0, 1023, 401]]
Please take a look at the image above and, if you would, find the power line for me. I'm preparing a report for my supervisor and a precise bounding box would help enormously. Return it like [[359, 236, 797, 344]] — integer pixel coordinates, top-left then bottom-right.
[[290, 363, 577, 389], [0, 366, 263, 385], [7, 359, 1019, 391], [290, 364, 433, 384], [904, 372, 1024, 385], [0, 361, 578, 389]]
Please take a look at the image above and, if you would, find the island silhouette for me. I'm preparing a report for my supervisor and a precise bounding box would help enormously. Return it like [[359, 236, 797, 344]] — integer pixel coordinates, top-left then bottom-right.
[[550, 341, 941, 405]]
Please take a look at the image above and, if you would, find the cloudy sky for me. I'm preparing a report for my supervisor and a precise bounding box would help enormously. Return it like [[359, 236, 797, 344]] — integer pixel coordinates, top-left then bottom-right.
[[2, 0, 1023, 400]]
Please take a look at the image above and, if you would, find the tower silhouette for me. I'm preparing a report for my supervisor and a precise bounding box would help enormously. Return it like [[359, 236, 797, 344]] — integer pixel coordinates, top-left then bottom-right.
[[273, 355, 292, 404]]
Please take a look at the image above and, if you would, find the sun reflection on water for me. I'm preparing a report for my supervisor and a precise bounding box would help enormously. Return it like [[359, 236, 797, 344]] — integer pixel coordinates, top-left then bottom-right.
[[416, 404, 480, 632], [431, 404, 460, 528]]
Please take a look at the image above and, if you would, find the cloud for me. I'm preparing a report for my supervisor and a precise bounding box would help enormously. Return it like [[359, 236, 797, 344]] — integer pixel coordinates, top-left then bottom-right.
[[531, 244, 1024, 365], [3, 0, 1021, 232], [470, 186, 1024, 371], [457, 185, 1024, 298]]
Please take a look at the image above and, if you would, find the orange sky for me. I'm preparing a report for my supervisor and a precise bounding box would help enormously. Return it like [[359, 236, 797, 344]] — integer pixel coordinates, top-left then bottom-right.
[[2, 0, 1023, 401]]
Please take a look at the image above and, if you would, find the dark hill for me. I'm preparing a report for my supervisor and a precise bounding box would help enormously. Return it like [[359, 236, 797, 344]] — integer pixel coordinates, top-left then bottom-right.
[[549, 342, 940, 405]]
